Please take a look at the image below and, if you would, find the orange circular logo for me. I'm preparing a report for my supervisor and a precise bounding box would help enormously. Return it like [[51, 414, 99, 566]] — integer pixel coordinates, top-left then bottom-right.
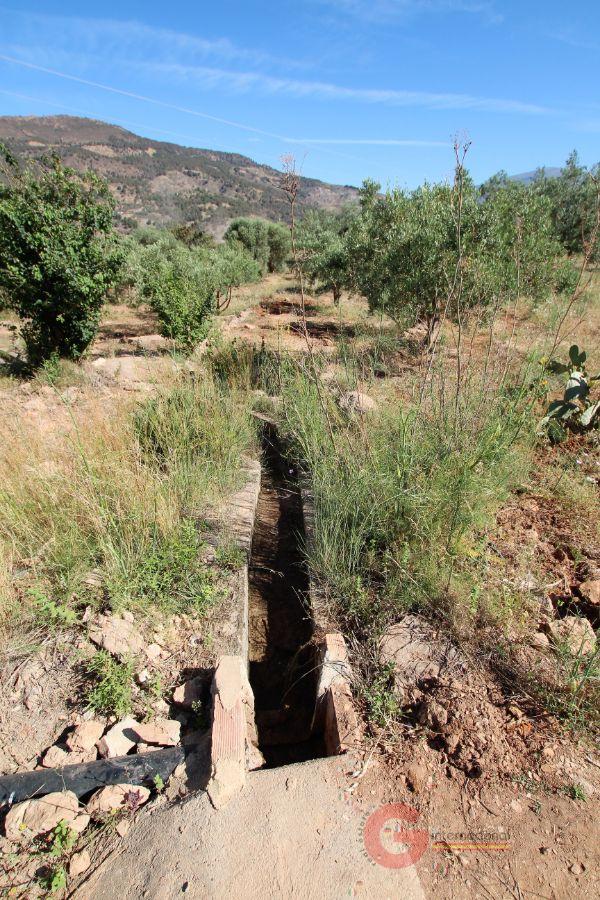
[[363, 803, 429, 869]]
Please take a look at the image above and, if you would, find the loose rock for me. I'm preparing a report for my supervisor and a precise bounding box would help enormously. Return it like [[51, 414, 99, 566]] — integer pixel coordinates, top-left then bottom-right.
[[578, 579, 600, 607], [545, 616, 596, 656], [115, 819, 131, 837], [130, 334, 169, 354], [67, 720, 105, 753], [531, 632, 550, 650], [339, 390, 377, 414], [96, 716, 141, 758], [4, 791, 89, 841], [69, 849, 91, 878], [406, 762, 428, 793], [87, 783, 150, 816], [145, 643, 164, 662], [41, 745, 69, 768], [132, 719, 181, 747], [88, 614, 145, 660]]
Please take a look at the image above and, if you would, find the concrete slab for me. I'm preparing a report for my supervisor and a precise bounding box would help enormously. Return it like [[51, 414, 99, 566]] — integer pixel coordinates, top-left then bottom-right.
[[78, 756, 425, 900]]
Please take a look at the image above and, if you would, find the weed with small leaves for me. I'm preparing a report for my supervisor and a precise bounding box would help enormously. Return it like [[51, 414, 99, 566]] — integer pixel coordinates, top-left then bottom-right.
[[85, 651, 134, 718]]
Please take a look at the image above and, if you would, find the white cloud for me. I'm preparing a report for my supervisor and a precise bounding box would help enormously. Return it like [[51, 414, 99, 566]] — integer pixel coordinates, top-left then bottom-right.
[[0, 7, 551, 119], [0, 57, 455, 156], [546, 28, 599, 52], [310, 0, 502, 25], [0, 54, 289, 141], [288, 138, 451, 145], [0, 8, 303, 71], [144, 61, 552, 116]]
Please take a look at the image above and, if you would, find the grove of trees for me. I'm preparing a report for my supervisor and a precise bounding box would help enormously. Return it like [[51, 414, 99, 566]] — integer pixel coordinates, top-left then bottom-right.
[[0, 144, 596, 366], [295, 149, 596, 343], [127, 227, 261, 350]]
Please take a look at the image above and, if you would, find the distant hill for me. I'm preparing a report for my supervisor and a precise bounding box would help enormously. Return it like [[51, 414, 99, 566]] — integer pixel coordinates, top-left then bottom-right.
[[509, 167, 562, 185], [0, 115, 358, 236]]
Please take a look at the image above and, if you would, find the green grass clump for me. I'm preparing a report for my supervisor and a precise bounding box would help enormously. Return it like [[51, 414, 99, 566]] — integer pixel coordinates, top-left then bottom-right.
[[85, 650, 134, 717], [215, 543, 246, 571], [134, 374, 257, 510], [274, 354, 534, 635], [109, 519, 220, 615], [0, 366, 256, 645]]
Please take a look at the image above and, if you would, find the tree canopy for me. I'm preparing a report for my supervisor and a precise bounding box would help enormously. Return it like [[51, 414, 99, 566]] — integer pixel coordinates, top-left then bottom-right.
[[224, 217, 290, 274], [0, 148, 123, 364]]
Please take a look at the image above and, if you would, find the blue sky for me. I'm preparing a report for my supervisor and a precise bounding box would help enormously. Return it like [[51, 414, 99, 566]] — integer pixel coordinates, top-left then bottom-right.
[[0, 1, 598, 188]]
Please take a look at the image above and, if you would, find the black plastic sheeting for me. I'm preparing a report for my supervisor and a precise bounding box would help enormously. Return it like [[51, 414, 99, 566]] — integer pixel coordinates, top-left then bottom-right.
[[0, 746, 184, 806]]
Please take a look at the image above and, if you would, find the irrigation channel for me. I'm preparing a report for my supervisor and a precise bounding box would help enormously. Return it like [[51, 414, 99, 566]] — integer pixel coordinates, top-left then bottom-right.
[[248, 425, 325, 766]]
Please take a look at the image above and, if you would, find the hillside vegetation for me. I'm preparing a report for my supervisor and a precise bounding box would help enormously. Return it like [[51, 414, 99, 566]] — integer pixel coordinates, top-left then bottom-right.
[[0, 115, 357, 234]]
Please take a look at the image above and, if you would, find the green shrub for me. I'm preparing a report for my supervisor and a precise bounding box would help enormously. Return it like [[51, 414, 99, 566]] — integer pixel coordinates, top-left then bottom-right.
[[118, 227, 179, 298], [30, 587, 77, 628], [138, 242, 215, 350], [0, 148, 123, 365], [38, 865, 67, 895]]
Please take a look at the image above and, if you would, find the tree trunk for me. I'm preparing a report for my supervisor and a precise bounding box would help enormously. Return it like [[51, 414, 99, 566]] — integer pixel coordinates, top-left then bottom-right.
[[425, 314, 441, 350]]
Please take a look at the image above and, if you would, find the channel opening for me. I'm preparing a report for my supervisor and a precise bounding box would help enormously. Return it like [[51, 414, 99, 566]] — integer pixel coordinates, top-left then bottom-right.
[[248, 423, 325, 767]]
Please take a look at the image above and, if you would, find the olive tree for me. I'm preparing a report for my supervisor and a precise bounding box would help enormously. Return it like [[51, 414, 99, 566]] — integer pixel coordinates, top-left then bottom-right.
[[297, 208, 355, 304], [476, 180, 576, 303], [0, 148, 123, 365], [265, 222, 291, 272], [138, 243, 216, 351], [347, 169, 575, 344], [533, 151, 599, 256], [224, 217, 290, 273], [208, 244, 261, 311], [346, 178, 474, 342], [135, 235, 261, 349]]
